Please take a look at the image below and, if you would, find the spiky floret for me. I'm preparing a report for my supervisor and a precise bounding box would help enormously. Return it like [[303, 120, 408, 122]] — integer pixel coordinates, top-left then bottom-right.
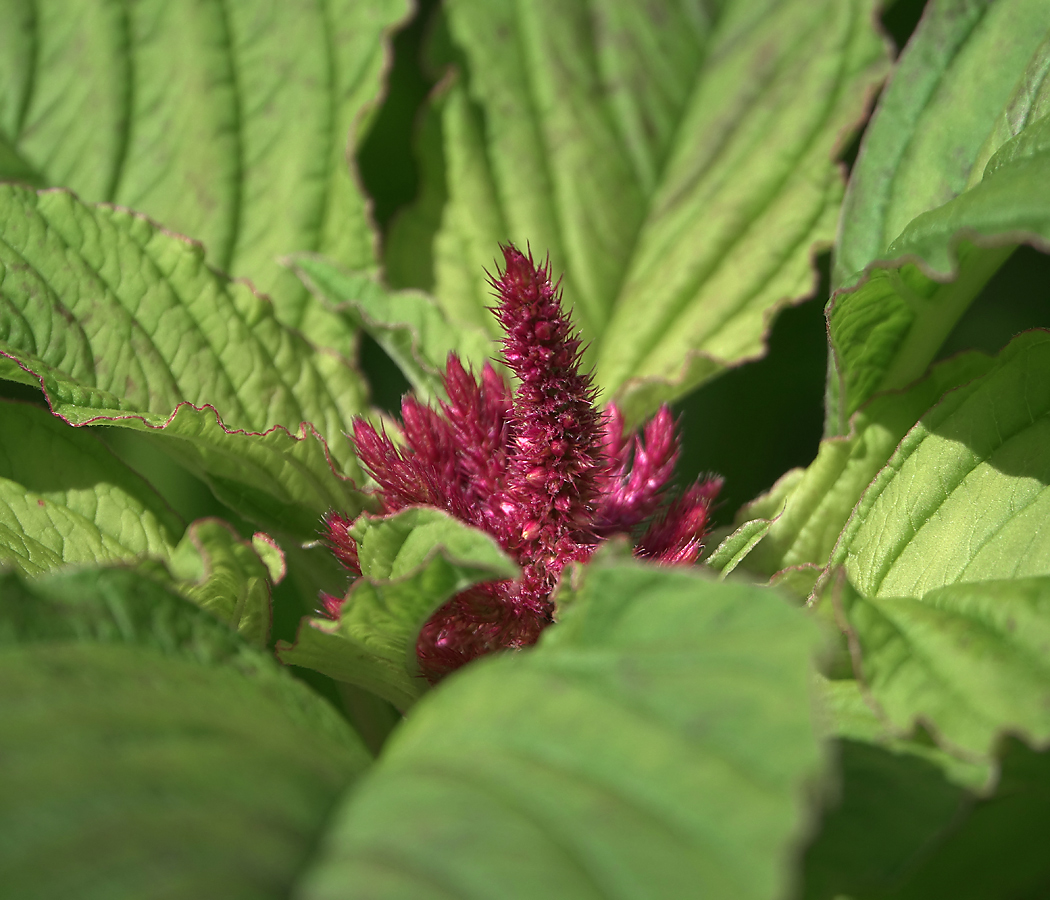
[[323, 244, 722, 683]]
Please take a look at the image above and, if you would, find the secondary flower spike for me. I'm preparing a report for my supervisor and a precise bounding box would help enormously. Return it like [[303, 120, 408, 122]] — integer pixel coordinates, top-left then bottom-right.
[[325, 245, 722, 682]]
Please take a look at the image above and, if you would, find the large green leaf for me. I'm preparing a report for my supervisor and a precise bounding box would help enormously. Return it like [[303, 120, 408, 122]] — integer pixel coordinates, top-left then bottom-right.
[[834, 0, 1050, 286], [831, 330, 1050, 597], [296, 554, 823, 900], [0, 185, 371, 538], [402, 0, 888, 422], [826, 2, 1050, 430], [0, 0, 409, 348], [279, 507, 517, 711], [711, 349, 995, 584], [0, 565, 370, 900], [288, 254, 495, 404], [0, 398, 181, 574], [841, 577, 1050, 760]]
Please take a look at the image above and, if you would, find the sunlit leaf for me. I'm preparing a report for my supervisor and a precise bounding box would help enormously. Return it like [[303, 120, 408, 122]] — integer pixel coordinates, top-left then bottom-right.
[[398, 0, 888, 422], [0, 0, 409, 349], [0, 185, 371, 538]]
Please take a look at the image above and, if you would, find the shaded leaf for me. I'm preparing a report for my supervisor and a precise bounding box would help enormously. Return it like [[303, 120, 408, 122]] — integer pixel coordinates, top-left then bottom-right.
[[0, 185, 371, 538], [289, 254, 495, 403], [405, 0, 888, 422], [169, 518, 276, 646], [0, 565, 370, 900], [0, 0, 409, 348], [296, 556, 823, 900], [279, 507, 517, 711], [0, 399, 181, 574]]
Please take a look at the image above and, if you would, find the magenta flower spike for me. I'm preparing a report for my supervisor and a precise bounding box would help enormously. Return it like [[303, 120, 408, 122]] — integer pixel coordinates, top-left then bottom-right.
[[324, 245, 721, 683]]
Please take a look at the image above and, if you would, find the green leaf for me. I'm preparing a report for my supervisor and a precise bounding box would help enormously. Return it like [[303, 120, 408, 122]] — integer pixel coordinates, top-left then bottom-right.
[[800, 737, 968, 900], [0, 0, 409, 349], [288, 254, 495, 403], [827, 2, 1050, 429], [876, 738, 1050, 900], [841, 576, 1050, 760], [278, 507, 517, 711], [0, 399, 181, 574], [296, 557, 824, 900], [405, 0, 888, 422], [169, 518, 276, 646], [832, 330, 1050, 597], [834, 0, 1050, 286], [0, 565, 371, 899], [723, 349, 995, 583], [0, 185, 371, 538], [813, 676, 990, 791]]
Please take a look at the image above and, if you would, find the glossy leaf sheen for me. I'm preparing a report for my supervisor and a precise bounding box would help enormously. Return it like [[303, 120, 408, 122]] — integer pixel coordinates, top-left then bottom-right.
[[0, 566, 370, 900], [416, 0, 888, 422], [297, 558, 823, 900], [279, 508, 517, 710], [833, 330, 1050, 597], [0, 0, 409, 347], [0, 185, 371, 538]]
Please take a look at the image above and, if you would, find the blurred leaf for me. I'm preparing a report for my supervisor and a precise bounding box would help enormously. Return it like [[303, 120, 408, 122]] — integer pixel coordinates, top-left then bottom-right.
[[0, 399, 181, 574], [296, 557, 823, 900], [169, 519, 276, 646], [288, 254, 495, 403], [827, 2, 1050, 430], [279, 507, 516, 711], [0, 185, 372, 539], [799, 736, 968, 900], [0, 565, 370, 900], [832, 331, 1050, 596], [880, 738, 1050, 900], [842, 576, 1050, 760], [0, 0, 410, 350], [403, 0, 888, 423]]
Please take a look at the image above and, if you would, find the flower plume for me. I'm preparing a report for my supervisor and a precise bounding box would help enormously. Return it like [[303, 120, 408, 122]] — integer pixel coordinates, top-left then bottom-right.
[[324, 245, 721, 682]]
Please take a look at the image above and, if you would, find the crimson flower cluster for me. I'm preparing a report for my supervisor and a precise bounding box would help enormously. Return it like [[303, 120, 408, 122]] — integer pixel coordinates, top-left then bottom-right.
[[324, 246, 721, 683]]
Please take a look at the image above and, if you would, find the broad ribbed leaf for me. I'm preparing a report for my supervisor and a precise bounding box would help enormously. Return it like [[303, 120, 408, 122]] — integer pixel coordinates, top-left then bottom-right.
[[279, 508, 517, 710], [714, 349, 995, 583], [832, 330, 1050, 597], [403, 0, 888, 422], [169, 518, 276, 646], [834, 0, 1050, 286], [0, 399, 181, 574], [827, 2, 1050, 429], [843, 577, 1050, 760], [0, 566, 370, 900], [296, 556, 823, 900], [0, 185, 371, 538], [0, 0, 408, 348], [289, 254, 495, 403]]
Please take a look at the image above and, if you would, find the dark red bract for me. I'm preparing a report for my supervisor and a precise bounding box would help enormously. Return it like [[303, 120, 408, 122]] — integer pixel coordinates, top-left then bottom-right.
[[324, 245, 722, 682]]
